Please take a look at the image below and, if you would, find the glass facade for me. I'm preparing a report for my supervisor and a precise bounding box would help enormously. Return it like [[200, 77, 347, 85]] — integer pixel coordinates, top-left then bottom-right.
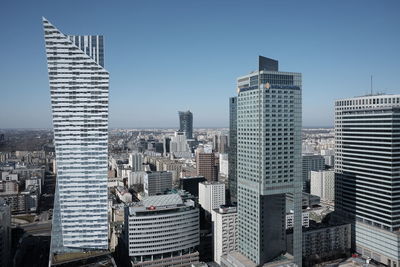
[[236, 57, 302, 265], [228, 97, 237, 203], [179, 111, 193, 139]]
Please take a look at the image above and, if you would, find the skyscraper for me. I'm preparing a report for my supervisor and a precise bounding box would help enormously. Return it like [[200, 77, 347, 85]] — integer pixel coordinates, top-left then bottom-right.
[[178, 110, 193, 139], [335, 94, 400, 266], [235, 56, 302, 265], [43, 18, 109, 259], [228, 97, 237, 203]]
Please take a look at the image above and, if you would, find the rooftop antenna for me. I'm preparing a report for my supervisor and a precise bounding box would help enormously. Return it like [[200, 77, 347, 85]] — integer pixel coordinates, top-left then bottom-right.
[[370, 75, 373, 95]]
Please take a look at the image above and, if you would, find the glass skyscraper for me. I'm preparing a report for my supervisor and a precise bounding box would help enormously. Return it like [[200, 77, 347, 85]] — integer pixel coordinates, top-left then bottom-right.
[[228, 97, 237, 203], [236, 56, 302, 266], [178, 110, 193, 139], [335, 94, 400, 266], [43, 17, 109, 260]]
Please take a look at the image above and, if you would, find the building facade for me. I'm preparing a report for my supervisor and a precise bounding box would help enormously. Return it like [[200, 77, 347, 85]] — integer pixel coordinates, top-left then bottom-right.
[[196, 152, 218, 182], [228, 97, 238, 203], [302, 154, 325, 193], [43, 18, 109, 256], [310, 170, 335, 202], [179, 111, 193, 140], [236, 56, 302, 265], [129, 152, 143, 172], [335, 94, 400, 266], [198, 181, 225, 214], [123, 194, 199, 266], [212, 206, 238, 265], [179, 176, 206, 197], [287, 223, 351, 266], [143, 171, 172, 196], [0, 199, 11, 267]]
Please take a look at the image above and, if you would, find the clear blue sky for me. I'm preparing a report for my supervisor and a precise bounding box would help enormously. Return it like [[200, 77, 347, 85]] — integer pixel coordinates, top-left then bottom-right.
[[1, 0, 400, 128]]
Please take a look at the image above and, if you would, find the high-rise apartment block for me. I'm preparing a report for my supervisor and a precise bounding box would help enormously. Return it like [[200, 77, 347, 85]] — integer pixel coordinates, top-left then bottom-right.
[[43, 18, 109, 258], [310, 170, 335, 202], [143, 171, 172, 196], [196, 152, 218, 182], [335, 94, 400, 266], [123, 194, 200, 266], [212, 206, 238, 265], [129, 152, 143, 172], [228, 97, 238, 203], [179, 111, 193, 140], [234, 56, 302, 266], [198, 181, 225, 214]]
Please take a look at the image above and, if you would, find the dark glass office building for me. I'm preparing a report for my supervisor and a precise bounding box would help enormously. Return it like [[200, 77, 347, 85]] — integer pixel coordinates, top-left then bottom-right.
[[179, 111, 193, 139]]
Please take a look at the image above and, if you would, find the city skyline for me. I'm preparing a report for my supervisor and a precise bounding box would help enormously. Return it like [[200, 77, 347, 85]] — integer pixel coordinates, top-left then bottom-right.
[[1, 0, 400, 128]]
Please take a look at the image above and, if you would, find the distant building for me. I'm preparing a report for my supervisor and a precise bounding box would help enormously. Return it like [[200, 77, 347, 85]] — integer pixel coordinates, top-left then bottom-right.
[[143, 171, 172, 196], [178, 111, 193, 140], [302, 154, 325, 192], [128, 171, 146, 186], [170, 131, 190, 154], [219, 153, 229, 177], [163, 137, 171, 156], [123, 194, 199, 266], [179, 176, 206, 197], [212, 206, 237, 265], [0, 199, 11, 267], [228, 97, 237, 203], [198, 181, 225, 214], [196, 152, 218, 182], [310, 170, 335, 202], [129, 152, 143, 172], [218, 135, 228, 154]]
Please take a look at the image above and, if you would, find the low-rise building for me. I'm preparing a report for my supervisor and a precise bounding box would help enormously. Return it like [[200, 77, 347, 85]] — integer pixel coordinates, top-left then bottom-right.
[[123, 194, 200, 267]]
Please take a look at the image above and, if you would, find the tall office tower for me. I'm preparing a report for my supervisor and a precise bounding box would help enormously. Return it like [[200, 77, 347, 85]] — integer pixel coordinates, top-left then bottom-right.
[[199, 181, 226, 213], [0, 199, 11, 267], [196, 152, 218, 182], [302, 154, 325, 192], [310, 170, 335, 202], [123, 194, 200, 266], [235, 56, 302, 266], [43, 18, 109, 259], [143, 171, 172, 196], [213, 206, 238, 265], [129, 151, 143, 172], [228, 97, 237, 203], [178, 110, 193, 139], [335, 94, 400, 266]]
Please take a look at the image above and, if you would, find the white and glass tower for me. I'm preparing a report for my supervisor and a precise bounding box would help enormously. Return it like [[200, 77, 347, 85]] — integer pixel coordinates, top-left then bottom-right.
[[335, 94, 400, 266], [236, 56, 302, 266], [43, 17, 109, 257]]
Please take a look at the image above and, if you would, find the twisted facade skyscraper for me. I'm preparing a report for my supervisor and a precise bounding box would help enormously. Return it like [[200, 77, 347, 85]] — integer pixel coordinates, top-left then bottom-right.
[[43, 17, 109, 260]]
